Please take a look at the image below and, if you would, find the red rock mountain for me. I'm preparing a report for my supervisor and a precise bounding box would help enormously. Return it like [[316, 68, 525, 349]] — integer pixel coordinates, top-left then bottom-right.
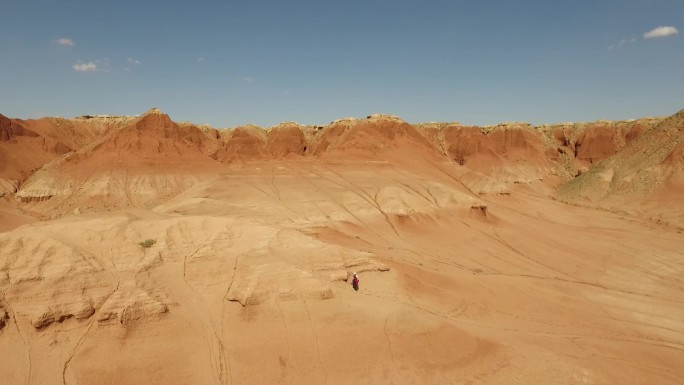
[[0, 107, 682, 385], [1, 107, 680, 225], [558, 109, 684, 227], [14, 109, 221, 213]]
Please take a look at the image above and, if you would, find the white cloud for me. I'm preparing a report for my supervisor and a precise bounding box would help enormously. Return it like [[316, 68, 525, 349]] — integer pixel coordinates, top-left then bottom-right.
[[241, 77, 255, 83], [73, 61, 98, 72], [127, 57, 141, 65], [608, 37, 636, 50], [73, 59, 109, 72], [644, 26, 679, 39], [55, 37, 75, 46]]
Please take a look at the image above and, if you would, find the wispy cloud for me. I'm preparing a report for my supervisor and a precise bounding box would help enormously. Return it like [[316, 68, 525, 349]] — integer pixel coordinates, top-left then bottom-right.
[[608, 37, 636, 50], [55, 37, 75, 46], [197, 57, 205, 62], [644, 26, 679, 39], [73, 61, 98, 72], [127, 57, 141, 65], [73, 59, 109, 73]]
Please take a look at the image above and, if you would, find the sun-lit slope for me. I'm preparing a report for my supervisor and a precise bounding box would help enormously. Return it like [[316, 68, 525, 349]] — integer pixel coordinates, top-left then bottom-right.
[[15, 115, 136, 152], [446, 123, 554, 184], [409, 117, 662, 196], [0, 109, 682, 384], [14, 109, 222, 215], [0, 114, 134, 186], [558, 108, 684, 227], [539, 118, 663, 166], [2, 159, 682, 385], [0, 114, 72, 196], [307, 114, 440, 162], [4, 110, 665, 221], [1, 113, 138, 227]]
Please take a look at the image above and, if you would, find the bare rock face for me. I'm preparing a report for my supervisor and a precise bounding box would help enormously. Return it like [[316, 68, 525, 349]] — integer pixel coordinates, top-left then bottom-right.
[[97, 288, 168, 326], [266, 123, 307, 158], [0, 114, 13, 141], [539, 118, 662, 162], [10, 108, 223, 215], [0, 307, 9, 329], [311, 114, 436, 160], [31, 300, 96, 329], [93, 108, 210, 152], [558, 109, 684, 218], [217, 125, 269, 162], [439, 124, 550, 183], [14, 186, 56, 203], [0, 106, 683, 385]]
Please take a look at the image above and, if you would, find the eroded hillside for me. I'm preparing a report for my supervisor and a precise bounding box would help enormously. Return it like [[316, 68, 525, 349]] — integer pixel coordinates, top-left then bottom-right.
[[0, 108, 682, 385]]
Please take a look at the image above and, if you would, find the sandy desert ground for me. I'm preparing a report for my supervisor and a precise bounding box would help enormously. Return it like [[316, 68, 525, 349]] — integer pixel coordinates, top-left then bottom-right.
[[0, 108, 682, 384]]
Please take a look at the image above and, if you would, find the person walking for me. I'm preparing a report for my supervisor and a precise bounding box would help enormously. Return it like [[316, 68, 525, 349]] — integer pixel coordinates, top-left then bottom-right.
[[352, 272, 359, 291]]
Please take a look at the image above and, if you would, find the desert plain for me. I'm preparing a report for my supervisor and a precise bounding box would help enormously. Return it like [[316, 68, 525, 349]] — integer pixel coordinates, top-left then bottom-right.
[[0, 108, 682, 384]]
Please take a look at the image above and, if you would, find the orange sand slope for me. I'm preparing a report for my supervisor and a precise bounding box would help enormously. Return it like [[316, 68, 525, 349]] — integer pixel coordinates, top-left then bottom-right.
[[0, 108, 682, 385]]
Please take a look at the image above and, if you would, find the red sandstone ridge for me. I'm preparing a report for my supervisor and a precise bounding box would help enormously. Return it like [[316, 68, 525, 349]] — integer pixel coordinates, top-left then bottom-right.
[[443, 123, 550, 183], [0, 114, 13, 142], [266, 122, 307, 158], [540, 118, 662, 166], [0, 108, 683, 385], [215, 125, 270, 162], [0, 108, 677, 223], [87, 108, 214, 158], [558, 109, 684, 227], [311, 114, 440, 162], [14, 109, 221, 214], [0, 114, 75, 197], [414, 118, 664, 185], [0, 113, 137, 191]]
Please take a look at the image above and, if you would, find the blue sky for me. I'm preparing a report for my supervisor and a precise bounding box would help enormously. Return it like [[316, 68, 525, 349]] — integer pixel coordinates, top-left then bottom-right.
[[1, 0, 682, 127]]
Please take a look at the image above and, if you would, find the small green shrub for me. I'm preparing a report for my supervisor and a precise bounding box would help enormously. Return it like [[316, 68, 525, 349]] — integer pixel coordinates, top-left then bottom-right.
[[139, 239, 156, 248]]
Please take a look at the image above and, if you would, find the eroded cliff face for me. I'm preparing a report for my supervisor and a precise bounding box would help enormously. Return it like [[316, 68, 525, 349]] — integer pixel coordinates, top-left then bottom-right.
[[413, 117, 664, 183], [557, 110, 684, 227], [0, 108, 674, 220], [0, 114, 13, 142], [0, 109, 682, 385], [12, 109, 222, 214]]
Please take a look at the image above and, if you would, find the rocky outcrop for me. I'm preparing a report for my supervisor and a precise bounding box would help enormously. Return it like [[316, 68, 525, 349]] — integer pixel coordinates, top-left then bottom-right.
[[266, 122, 307, 158], [436, 124, 550, 182], [0, 114, 40, 141], [97, 288, 168, 326], [538, 118, 662, 162], [90, 108, 211, 153], [558, 109, 683, 214], [14, 186, 56, 203], [217, 125, 269, 162], [0, 114, 13, 141], [0, 179, 18, 197], [1, 108, 676, 220], [0, 307, 8, 330], [32, 300, 95, 329], [310, 114, 437, 160]]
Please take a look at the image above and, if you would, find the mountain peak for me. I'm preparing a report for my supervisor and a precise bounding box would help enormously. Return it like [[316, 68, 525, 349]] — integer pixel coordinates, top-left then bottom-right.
[[143, 107, 166, 116]]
